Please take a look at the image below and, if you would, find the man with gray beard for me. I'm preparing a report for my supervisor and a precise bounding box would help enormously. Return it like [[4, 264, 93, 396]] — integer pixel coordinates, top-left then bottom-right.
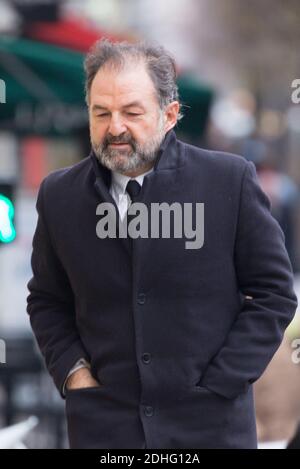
[[93, 108, 166, 175], [27, 39, 297, 449]]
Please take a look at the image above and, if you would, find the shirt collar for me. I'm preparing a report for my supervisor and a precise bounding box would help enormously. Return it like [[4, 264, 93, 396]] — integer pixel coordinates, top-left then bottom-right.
[[111, 166, 154, 195]]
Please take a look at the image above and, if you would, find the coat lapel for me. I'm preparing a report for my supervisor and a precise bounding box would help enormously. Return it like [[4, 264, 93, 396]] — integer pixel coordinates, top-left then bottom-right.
[[90, 153, 132, 255], [133, 130, 186, 282]]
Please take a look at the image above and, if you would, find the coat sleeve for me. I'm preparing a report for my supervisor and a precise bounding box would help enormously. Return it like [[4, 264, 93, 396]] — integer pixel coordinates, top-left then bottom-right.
[[200, 161, 298, 399], [27, 179, 90, 397]]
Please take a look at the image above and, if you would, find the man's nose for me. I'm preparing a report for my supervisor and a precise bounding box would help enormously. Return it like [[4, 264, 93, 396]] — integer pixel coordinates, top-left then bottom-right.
[[107, 114, 127, 136]]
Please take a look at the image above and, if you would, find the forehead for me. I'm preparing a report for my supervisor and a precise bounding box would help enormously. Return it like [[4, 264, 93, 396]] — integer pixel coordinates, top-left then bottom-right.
[[90, 61, 158, 107]]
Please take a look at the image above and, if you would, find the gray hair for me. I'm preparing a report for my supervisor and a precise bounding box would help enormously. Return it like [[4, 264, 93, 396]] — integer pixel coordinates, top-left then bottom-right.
[[84, 38, 184, 121]]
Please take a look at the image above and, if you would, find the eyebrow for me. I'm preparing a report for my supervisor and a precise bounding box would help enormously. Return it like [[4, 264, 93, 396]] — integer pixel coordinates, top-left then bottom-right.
[[92, 101, 146, 112]]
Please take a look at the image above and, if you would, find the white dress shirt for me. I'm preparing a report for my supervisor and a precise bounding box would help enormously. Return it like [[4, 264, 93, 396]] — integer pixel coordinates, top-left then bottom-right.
[[109, 166, 154, 220], [63, 165, 154, 394]]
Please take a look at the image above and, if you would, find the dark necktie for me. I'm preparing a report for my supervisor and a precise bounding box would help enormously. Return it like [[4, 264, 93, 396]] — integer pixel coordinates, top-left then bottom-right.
[[126, 180, 141, 203], [126, 180, 141, 247]]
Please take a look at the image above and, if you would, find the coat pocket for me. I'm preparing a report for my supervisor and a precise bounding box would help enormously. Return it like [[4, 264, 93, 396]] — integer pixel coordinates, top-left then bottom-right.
[[65, 385, 144, 449], [182, 384, 257, 448], [65, 385, 109, 448]]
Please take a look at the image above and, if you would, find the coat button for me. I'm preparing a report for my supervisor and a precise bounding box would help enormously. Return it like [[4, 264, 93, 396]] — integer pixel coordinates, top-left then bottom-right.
[[137, 293, 146, 305], [142, 353, 152, 364], [144, 406, 154, 417]]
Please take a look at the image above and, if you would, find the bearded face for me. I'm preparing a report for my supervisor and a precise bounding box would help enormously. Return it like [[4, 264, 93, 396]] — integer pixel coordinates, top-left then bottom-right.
[[88, 60, 178, 177]]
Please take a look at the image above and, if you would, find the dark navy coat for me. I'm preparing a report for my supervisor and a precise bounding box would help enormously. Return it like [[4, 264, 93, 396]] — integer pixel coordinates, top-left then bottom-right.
[[27, 129, 297, 448]]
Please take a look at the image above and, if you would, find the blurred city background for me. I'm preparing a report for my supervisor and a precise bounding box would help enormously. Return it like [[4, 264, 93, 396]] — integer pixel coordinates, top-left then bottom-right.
[[0, 0, 300, 449]]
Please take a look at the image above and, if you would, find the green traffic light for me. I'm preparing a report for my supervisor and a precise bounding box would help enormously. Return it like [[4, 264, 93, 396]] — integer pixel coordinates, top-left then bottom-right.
[[0, 194, 16, 243]]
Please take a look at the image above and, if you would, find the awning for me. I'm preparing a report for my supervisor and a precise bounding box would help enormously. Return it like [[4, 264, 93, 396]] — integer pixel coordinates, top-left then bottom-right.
[[0, 35, 88, 134], [24, 17, 131, 53], [0, 35, 213, 138], [177, 74, 213, 139]]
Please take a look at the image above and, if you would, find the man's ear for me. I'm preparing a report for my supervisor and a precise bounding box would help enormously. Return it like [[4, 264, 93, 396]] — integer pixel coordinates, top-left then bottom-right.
[[164, 101, 180, 132]]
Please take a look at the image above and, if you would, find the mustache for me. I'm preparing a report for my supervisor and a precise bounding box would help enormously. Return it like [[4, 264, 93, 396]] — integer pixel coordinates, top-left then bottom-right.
[[104, 134, 135, 147]]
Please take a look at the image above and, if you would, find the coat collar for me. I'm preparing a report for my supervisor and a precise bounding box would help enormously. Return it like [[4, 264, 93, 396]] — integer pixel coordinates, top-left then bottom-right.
[[153, 128, 182, 171]]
